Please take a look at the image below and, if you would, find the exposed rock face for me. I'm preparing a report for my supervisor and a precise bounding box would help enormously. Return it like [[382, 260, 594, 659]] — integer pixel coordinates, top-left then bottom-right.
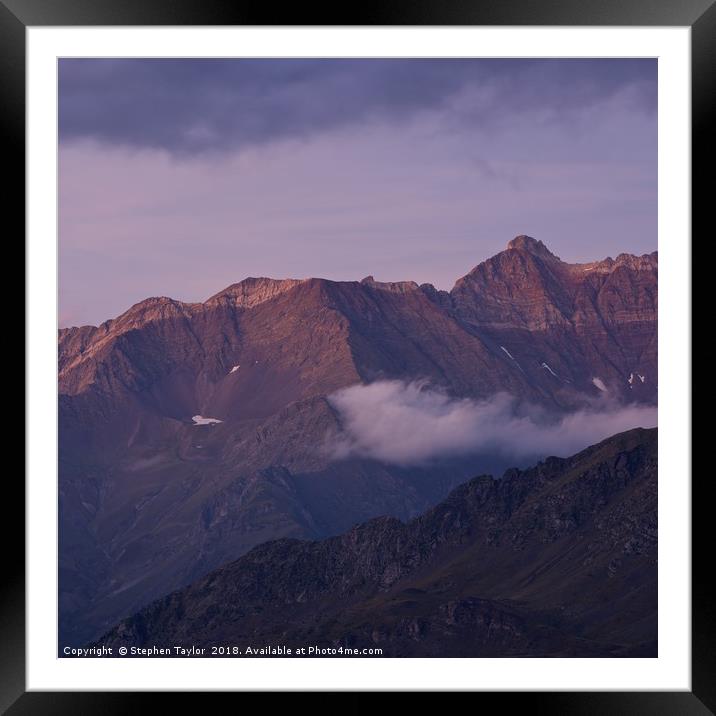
[[507, 233, 559, 258], [450, 235, 657, 402], [58, 237, 657, 647], [207, 276, 306, 308], [359, 275, 421, 293], [94, 428, 657, 658], [59, 236, 657, 409]]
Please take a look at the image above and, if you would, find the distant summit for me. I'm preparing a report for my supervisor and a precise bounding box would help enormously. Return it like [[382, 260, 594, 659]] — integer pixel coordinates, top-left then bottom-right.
[[506, 234, 560, 260]]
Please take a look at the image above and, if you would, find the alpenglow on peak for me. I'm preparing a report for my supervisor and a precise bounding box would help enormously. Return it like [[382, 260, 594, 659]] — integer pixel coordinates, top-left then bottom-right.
[[506, 235, 560, 261]]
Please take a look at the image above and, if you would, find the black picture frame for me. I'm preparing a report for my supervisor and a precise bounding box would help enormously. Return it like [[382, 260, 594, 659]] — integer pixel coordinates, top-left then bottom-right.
[[5, 0, 706, 711]]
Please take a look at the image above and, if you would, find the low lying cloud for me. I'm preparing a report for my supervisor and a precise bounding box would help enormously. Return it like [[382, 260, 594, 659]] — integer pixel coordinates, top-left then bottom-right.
[[327, 380, 657, 466]]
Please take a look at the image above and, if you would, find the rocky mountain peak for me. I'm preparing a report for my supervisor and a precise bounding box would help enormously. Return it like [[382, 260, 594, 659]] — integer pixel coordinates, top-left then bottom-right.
[[506, 235, 560, 261], [207, 276, 306, 308], [360, 276, 420, 293]]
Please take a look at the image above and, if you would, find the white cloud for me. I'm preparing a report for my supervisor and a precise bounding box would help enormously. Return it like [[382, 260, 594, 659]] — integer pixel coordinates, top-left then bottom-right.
[[327, 380, 657, 466]]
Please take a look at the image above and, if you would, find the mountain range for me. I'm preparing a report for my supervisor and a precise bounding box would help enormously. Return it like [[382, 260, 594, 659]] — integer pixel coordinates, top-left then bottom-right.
[[94, 428, 657, 658], [58, 236, 657, 647]]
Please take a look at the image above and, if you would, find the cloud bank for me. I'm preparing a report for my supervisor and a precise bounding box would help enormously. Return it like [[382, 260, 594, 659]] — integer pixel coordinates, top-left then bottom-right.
[[328, 380, 657, 466], [59, 58, 656, 155]]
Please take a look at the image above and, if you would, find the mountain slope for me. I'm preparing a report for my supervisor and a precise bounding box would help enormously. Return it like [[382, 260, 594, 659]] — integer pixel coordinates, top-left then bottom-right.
[[58, 236, 657, 647], [59, 236, 657, 411], [450, 236, 657, 403], [94, 428, 657, 657]]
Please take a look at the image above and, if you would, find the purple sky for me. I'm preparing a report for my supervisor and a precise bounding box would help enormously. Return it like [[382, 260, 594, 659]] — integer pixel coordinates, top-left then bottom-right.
[[59, 59, 657, 328]]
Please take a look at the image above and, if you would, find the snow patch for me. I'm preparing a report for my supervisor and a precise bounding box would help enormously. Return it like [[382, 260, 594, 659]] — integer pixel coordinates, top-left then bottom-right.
[[192, 415, 223, 426], [541, 362, 558, 378], [592, 377, 608, 392], [229, 365, 240, 374], [499, 346, 525, 373], [628, 372, 646, 386]]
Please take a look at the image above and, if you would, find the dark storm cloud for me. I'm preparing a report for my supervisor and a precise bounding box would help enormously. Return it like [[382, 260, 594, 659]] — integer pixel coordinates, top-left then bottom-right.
[[58, 58, 656, 155]]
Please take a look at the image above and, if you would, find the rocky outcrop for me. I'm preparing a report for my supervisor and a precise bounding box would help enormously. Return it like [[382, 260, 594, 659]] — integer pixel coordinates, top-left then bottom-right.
[[94, 428, 657, 657], [450, 235, 657, 402], [359, 276, 421, 294], [207, 276, 306, 308]]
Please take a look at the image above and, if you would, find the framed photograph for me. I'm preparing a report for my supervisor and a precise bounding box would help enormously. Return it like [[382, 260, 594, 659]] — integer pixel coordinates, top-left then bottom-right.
[[7, 0, 707, 710]]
